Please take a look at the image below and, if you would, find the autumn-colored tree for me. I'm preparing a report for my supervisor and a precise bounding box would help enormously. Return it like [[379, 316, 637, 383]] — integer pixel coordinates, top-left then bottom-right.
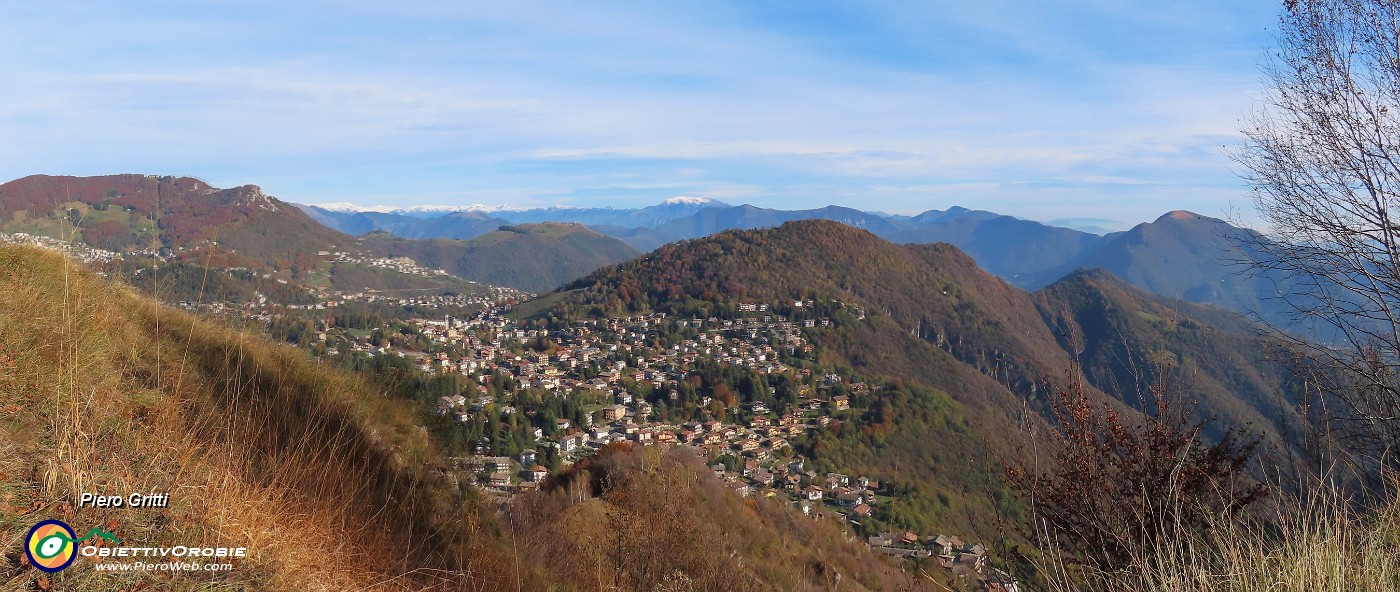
[[713, 381, 738, 408], [1007, 369, 1266, 574]]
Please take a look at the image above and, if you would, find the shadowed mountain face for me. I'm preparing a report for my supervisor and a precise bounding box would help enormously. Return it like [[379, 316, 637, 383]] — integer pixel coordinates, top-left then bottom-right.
[[1023, 211, 1263, 295], [495, 197, 735, 227], [299, 200, 1318, 331], [1033, 268, 1305, 447], [360, 223, 640, 292], [888, 214, 1102, 280], [301, 205, 515, 239], [299, 197, 735, 239], [1017, 211, 1341, 337]]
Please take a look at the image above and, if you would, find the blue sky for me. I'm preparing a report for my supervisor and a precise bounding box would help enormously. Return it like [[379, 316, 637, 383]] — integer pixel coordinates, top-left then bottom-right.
[[0, 1, 1278, 227]]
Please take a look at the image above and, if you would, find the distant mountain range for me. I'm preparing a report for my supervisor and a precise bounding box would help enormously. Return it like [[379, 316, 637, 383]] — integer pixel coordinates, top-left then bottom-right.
[[300, 200, 1107, 275], [300, 197, 1317, 334]]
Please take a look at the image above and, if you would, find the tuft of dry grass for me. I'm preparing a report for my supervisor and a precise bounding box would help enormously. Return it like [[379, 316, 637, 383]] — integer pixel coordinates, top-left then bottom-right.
[[1032, 480, 1400, 592]]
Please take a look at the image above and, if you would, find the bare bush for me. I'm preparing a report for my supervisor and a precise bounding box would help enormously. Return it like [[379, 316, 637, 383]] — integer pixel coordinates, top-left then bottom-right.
[[1007, 369, 1266, 577]]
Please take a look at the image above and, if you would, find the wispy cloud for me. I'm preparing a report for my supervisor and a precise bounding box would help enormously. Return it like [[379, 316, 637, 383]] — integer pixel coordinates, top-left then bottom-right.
[[0, 0, 1279, 224]]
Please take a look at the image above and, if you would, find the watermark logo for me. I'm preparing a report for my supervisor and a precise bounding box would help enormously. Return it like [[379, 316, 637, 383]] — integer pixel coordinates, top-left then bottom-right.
[[24, 519, 121, 573], [25, 520, 76, 573]]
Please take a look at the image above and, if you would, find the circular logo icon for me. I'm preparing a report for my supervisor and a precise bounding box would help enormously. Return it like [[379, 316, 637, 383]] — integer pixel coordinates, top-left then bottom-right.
[[25, 520, 77, 573]]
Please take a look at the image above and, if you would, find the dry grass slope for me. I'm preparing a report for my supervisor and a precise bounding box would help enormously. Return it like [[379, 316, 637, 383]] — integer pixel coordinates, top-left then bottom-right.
[[0, 245, 517, 591]]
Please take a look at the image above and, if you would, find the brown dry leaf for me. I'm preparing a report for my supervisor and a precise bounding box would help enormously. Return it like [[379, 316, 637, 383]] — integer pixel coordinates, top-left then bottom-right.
[[18, 552, 30, 569], [56, 502, 73, 520], [29, 500, 47, 514], [35, 574, 51, 591], [105, 518, 119, 531]]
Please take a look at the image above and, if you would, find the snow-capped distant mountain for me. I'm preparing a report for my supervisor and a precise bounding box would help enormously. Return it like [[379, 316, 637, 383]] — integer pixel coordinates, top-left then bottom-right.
[[297, 196, 735, 236], [309, 196, 727, 218], [310, 202, 401, 213], [491, 197, 732, 227], [662, 196, 720, 206], [307, 202, 541, 217]]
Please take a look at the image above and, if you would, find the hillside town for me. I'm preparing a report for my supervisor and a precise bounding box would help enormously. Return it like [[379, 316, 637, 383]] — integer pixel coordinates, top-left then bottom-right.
[[306, 295, 1012, 589], [0, 231, 124, 265], [320, 249, 458, 278]]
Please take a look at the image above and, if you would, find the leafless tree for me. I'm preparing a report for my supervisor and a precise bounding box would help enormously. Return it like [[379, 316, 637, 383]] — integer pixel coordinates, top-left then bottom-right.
[[1235, 0, 1400, 483]]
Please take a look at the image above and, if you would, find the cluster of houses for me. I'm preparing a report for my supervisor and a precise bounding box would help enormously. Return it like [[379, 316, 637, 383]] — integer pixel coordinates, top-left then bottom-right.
[[457, 454, 550, 490], [454, 393, 827, 490], [163, 266, 519, 322], [866, 533, 1019, 590], [410, 308, 894, 474], [313, 288, 517, 312], [320, 250, 459, 279], [412, 305, 867, 397], [0, 231, 123, 265], [713, 464, 881, 517], [0, 229, 525, 319]]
